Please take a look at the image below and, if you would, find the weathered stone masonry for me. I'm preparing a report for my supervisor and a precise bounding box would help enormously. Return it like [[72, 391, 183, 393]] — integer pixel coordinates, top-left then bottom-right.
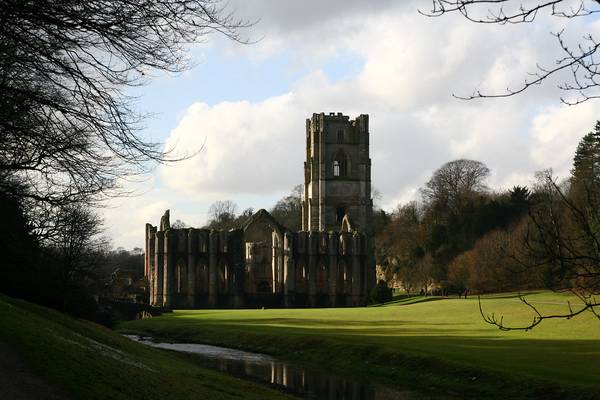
[[145, 112, 375, 308]]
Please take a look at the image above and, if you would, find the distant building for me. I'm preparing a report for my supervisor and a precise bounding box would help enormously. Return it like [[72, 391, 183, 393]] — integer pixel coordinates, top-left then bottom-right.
[[303, 112, 372, 232], [144, 113, 375, 308], [105, 268, 147, 303]]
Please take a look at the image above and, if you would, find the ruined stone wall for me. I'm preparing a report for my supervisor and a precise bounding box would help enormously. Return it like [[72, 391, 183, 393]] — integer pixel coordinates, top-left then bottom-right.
[[145, 210, 372, 309], [145, 224, 244, 309], [145, 111, 376, 309]]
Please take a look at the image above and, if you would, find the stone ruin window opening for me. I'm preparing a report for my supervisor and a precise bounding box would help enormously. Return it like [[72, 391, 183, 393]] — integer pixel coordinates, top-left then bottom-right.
[[333, 150, 348, 177], [219, 260, 229, 293], [339, 261, 347, 282], [317, 262, 328, 292], [337, 129, 344, 143], [176, 262, 184, 294], [336, 206, 346, 224]]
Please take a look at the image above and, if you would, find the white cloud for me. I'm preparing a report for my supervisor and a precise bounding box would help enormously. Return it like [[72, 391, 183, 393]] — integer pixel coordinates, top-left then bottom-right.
[[161, 3, 600, 203], [159, 94, 305, 196], [102, 186, 203, 251], [530, 102, 599, 178], [104, 1, 600, 248]]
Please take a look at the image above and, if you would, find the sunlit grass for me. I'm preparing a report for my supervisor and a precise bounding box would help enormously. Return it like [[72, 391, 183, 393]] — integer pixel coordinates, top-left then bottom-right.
[[121, 291, 600, 399]]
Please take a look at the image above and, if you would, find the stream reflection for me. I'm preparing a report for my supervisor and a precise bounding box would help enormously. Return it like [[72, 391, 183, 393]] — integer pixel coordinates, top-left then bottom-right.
[[125, 335, 456, 400]]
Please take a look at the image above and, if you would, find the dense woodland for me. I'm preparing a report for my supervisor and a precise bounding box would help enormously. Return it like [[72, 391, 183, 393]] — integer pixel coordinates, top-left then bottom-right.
[[376, 124, 600, 319]]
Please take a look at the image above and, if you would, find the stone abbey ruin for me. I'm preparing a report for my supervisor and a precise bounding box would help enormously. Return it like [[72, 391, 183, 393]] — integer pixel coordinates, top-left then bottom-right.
[[145, 112, 375, 308]]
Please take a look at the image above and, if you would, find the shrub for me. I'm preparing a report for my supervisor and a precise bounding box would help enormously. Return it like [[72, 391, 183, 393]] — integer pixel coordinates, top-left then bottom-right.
[[369, 280, 393, 304]]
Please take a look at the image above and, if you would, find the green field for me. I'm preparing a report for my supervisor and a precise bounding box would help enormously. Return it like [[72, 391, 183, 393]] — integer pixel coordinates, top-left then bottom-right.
[[120, 291, 600, 399], [0, 294, 291, 400]]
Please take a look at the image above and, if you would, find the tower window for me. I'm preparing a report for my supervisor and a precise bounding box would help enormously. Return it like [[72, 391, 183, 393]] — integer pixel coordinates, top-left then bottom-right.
[[337, 129, 344, 143], [333, 150, 348, 177]]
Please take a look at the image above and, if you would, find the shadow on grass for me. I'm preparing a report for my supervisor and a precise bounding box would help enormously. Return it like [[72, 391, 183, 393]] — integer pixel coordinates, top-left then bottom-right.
[[478, 291, 543, 300], [120, 319, 600, 400], [379, 296, 446, 307]]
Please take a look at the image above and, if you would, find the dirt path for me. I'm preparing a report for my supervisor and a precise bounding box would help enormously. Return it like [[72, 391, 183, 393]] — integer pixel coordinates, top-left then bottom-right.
[[0, 342, 69, 400]]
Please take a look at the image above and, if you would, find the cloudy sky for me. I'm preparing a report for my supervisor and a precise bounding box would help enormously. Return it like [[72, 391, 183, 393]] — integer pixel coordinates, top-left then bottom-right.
[[104, 0, 600, 249]]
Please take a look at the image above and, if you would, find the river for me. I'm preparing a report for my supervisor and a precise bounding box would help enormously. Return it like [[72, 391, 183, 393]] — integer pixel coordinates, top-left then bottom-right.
[[125, 335, 458, 400]]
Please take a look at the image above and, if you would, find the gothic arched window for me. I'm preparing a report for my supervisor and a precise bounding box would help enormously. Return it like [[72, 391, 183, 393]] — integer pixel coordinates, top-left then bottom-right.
[[218, 260, 229, 293], [333, 150, 348, 177], [176, 261, 185, 294]]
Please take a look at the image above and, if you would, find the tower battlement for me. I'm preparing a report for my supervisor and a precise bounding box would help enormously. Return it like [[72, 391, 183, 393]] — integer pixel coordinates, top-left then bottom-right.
[[302, 113, 373, 233]]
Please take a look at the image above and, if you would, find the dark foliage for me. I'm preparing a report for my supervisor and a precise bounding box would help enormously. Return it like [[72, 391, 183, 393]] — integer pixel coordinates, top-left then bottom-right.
[[0, 0, 251, 205], [270, 185, 302, 231], [0, 0, 251, 323], [376, 159, 533, 295], [369, 280, 393, 304]]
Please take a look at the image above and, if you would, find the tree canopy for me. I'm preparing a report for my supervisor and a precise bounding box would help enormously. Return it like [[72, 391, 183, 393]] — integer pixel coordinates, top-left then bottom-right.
[[0, 0, 250, 321], [0, 0, 250, 205], [421, 158, 490, 215]]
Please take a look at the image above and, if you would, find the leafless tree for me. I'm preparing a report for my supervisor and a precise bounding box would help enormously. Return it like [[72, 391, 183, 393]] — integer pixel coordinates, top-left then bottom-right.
[[171, 219, 189, 229], [0, 0, 252, 206], [479, 170, 600, 330], [421, 159, 490, 215], [422, 0, 600, 104], [206, 199, 239, 229], [43, 202, 108, 308]]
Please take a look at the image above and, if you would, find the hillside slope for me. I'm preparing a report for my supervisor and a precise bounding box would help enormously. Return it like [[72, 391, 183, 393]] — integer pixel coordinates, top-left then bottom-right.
[[0, 294, 290, 400]]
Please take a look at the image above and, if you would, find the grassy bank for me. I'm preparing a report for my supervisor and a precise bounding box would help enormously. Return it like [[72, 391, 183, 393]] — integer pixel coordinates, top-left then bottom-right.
[[120, 291, 600, 400], [0, 294, 291, 400]]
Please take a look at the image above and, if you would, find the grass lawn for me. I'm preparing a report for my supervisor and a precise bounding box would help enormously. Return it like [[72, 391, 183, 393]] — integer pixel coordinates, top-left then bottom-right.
[[120, 291, 600, 400], [0, 294, 291, 400]]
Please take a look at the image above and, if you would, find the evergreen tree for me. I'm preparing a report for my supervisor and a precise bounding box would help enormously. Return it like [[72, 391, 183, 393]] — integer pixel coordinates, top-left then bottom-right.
[[571, 121, 600, 187]]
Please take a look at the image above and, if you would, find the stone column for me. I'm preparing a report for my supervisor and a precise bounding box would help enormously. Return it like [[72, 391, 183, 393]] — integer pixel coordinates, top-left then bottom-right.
[[229, 229, 244, 308], [154, 231, 164, 307], [272, 232, 281, 294], [199, 230, 209, 300], [145, 224, 156, 304], [144, 224, 152, 277], [162, 230, 173, 308], [365, 235, 376, 300], [187, 229, 196, 308], [208, 230, 218, 307], [283, 232, 295, 307], [328, 232, 338, 307], [308, 231, 318, 307], [351, 232, 362, 306], [277, 235, 284, 295]]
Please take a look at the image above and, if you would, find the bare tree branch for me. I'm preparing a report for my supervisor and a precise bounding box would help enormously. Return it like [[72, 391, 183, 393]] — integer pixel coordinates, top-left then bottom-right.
[[421, 1, 600, 104], [0, 0, 253, 206], [479, 292, 600, 331]]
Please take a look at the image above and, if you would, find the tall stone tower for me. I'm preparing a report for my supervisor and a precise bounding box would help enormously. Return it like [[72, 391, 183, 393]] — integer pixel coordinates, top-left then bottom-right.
[[302, 112, 373, 232]]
